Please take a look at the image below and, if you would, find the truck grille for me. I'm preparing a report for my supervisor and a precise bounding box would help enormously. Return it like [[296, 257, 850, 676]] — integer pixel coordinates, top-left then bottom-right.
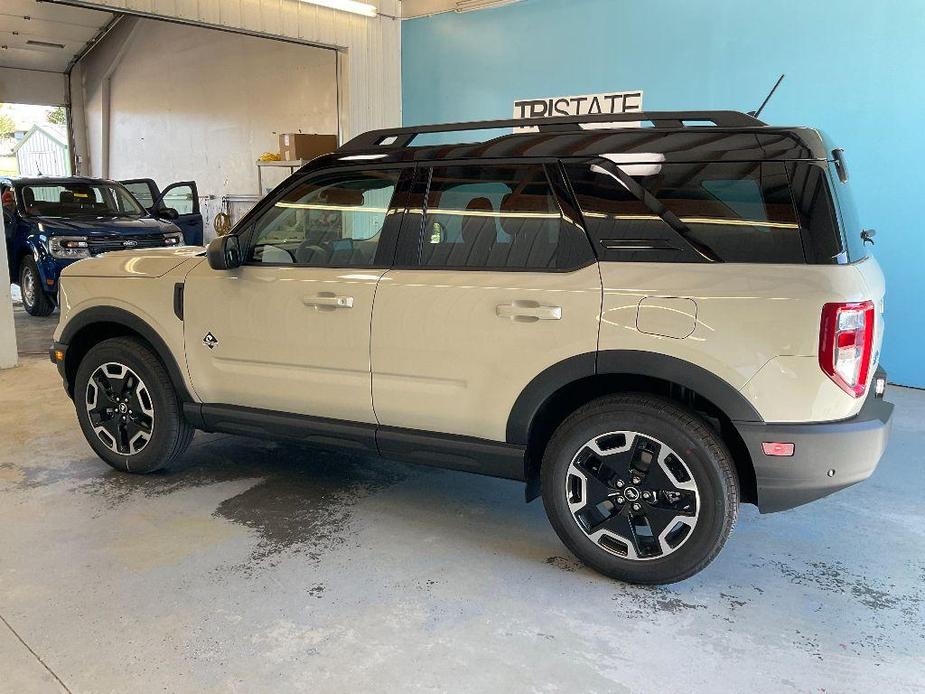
[[88, 234, 169, 255]]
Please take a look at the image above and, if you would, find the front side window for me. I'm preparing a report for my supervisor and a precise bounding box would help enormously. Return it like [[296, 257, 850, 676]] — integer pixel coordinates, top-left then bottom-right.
[[20, 183, 144, 218], [416, 164, 584, 270], [162, 184, 196, 215], [567, 160, 805, 263], [248, 170, 399, 267]]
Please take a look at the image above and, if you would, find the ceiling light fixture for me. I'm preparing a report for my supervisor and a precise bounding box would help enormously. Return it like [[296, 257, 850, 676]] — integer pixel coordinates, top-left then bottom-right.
[[455, 0, 521, 13], [26, 39, 66, 49], [297, 0, 378, 18]]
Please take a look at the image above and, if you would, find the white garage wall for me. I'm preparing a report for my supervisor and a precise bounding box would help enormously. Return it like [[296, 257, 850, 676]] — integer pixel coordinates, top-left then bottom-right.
[[53, 0, 401, 140], [75, 17, 338, 211]]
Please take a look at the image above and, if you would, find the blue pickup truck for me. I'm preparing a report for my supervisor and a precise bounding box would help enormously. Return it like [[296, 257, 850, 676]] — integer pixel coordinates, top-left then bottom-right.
[[2, 176, 203, 316]]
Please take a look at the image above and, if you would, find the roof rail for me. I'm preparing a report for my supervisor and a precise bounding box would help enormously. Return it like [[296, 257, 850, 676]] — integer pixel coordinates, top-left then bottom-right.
[[340, 110, 765, 152]]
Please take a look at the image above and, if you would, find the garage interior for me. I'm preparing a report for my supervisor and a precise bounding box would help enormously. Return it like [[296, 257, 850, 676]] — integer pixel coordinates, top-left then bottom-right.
[[1, 0, 923, 692]]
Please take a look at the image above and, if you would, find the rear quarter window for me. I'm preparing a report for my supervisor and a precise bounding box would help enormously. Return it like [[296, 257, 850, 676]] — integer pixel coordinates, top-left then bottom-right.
[[566, 160, 805, 263], [827, 161, 869, 262]]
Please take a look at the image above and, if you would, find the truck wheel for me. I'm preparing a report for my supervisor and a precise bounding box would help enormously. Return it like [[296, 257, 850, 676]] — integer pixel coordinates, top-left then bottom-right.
[[74, 336, 194, 473], [541, 394, 738, 585], [19, 257, 54, 316]]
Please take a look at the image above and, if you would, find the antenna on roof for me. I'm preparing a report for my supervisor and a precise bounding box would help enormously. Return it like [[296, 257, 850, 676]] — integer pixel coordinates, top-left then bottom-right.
[[749, 74, 785, 119]]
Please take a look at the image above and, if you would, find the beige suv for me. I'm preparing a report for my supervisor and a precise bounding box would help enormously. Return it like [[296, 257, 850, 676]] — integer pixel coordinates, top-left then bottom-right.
[[50, 112, 893, 584]]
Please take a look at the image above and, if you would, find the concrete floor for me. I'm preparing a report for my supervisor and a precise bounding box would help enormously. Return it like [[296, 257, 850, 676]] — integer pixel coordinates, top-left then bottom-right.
[[12, 304, 58, 356], [1, 312, 923, 693]]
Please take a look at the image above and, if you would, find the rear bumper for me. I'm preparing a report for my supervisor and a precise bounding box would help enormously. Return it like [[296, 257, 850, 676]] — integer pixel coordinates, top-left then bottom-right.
[[734, 370, 893, 513]]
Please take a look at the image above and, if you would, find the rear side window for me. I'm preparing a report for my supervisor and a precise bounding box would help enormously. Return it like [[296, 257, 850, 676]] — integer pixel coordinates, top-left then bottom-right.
[[123, 181, 156, 209], [413, 164, 589, 270], [566, 161, 805, 263], [827, 161, 869, 262], [786, 162, 844, 263]]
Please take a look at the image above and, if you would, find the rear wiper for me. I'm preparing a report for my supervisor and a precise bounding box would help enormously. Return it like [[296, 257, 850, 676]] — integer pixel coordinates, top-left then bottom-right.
[[590, 158, 723, 262]]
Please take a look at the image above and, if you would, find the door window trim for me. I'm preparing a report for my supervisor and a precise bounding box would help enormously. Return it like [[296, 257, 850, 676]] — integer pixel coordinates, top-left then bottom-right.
[[392, 160, 596, 273], [236, 164, 414, 270]]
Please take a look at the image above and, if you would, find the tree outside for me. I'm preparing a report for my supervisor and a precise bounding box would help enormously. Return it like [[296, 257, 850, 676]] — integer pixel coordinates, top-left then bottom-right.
[[0, 105, 17, 176], [0, 111, 15, 137], [47, 107, 66, 126]]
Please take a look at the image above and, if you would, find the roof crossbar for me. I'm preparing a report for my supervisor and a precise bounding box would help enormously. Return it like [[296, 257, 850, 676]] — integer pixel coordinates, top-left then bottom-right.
[[340, 110, 765, 152]]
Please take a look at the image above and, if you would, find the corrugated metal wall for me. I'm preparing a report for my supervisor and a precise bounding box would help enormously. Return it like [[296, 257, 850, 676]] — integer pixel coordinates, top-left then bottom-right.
[[54, 0, 402, 139]]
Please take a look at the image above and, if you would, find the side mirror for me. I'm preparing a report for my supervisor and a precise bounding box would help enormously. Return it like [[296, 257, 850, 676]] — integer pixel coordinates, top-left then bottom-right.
[[207, 234, 242, 270], [157, 207, 180, 221]]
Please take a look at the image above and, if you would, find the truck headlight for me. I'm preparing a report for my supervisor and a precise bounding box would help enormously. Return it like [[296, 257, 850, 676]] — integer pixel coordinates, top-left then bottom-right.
[[48, 236, 91, 259], [164, 231, 184, 246]]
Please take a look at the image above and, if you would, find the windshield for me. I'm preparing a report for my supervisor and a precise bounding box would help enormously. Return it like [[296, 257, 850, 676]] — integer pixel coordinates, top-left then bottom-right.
[[19, 182, 145, 218]]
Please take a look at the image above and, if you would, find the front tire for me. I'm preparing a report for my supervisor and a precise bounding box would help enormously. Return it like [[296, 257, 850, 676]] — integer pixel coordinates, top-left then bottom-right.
[[541, 394, 738, 585], [20, 257, 54, 316], [74, 336, 194, 473]]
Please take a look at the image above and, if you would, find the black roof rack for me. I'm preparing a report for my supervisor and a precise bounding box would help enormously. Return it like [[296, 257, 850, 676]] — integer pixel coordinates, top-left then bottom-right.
[[340, 110, 765, 152]]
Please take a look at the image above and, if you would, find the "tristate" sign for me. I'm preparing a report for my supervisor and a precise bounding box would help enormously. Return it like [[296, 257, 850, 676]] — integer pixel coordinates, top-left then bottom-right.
[[513, 90, 644, 131]]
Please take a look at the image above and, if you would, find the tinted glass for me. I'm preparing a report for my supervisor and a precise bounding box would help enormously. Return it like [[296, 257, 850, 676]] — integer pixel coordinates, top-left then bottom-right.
[[787, 162, 844, 263], [20, 183, 144, 218], [123, 181, 155, 209], [827, 162, 868, 262], [418, 164, 571, 270], [567, 161, 805, 263], [249, 170, 398, 266]]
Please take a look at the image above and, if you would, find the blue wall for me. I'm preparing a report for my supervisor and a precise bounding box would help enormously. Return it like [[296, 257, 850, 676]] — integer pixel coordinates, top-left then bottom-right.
[[403, 0, 925, 387]]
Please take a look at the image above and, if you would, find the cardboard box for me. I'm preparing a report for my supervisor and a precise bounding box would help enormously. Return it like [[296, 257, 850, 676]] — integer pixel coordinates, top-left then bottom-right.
[[278, 133, 338, 162]]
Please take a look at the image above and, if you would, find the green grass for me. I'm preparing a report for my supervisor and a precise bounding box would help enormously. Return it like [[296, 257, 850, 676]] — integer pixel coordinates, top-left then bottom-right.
[[0, 155, 17, 177]]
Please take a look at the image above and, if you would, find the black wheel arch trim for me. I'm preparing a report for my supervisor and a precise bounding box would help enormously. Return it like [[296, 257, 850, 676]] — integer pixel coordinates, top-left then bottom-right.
[[506, 350, 764, 446], [58, 305, 193, 402]]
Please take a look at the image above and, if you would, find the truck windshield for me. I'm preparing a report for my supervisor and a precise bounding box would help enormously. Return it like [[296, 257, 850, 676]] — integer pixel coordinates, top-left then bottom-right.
[[19, 183, 145, 219]]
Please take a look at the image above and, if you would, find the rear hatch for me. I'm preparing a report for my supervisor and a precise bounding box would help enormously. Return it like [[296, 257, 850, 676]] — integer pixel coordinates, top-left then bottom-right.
[[825, 153, 885, 373]]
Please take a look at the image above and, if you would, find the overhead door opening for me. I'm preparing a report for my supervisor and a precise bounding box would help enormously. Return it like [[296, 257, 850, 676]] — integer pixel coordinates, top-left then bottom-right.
[[70, 16, 341, 240]]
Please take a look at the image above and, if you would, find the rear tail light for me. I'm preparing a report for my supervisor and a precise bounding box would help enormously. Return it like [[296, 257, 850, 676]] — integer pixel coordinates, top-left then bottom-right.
[[819, 301, 875, 397]]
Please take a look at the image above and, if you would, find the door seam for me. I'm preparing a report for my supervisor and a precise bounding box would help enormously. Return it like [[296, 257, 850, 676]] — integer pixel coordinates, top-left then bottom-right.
[[369, 269, 387, 425]]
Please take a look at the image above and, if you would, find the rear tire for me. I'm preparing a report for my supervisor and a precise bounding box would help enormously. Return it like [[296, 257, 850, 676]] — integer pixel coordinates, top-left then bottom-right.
[[541, 394, 738, 585], [74, 336, 194, 473], [20, 257, 54, 316]]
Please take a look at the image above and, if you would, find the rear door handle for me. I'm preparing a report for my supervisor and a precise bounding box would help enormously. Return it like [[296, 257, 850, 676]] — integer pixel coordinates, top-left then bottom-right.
[[496, 302, 562, 321], [303, 294, 354, 309]]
